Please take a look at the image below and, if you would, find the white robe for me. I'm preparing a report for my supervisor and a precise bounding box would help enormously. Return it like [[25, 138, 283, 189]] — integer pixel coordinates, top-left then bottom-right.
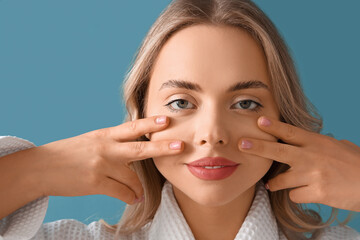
[[0, 136, 359, 240]]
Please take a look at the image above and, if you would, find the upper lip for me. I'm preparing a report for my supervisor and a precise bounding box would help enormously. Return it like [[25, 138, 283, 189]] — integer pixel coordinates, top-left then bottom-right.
[[186, 157, 239, 167]]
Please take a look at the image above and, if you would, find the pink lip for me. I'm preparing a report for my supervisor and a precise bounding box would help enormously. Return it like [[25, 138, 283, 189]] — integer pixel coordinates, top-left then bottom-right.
[[186, 157, 239, 180]]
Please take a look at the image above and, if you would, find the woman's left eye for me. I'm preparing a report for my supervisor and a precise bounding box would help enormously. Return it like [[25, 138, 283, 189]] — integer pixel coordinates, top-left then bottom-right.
[[232, 100, 263, 112]]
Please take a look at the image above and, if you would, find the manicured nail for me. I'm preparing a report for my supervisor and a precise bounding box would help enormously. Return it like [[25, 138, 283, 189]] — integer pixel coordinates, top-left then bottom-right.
[[265, 183, 270, 190], [133, 195, 145, 204], [155, 116, 167, 124], [241, 140, 252, 149], [260, 117, 271, 126], [169, 141, 182, 150]]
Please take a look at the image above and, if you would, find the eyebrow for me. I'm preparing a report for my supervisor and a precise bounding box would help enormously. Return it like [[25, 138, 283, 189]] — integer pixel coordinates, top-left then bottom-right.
[[159, 79, 270, 92]]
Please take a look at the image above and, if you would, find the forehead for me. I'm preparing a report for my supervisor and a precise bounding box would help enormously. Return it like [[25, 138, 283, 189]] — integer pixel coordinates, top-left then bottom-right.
[[149, 24, 270, 92]]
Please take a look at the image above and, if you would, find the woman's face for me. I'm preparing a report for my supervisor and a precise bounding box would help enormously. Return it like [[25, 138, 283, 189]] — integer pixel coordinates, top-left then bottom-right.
[[144, 24, 280, 207]]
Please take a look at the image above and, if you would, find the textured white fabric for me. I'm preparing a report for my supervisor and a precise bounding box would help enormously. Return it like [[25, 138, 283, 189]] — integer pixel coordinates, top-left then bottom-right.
[[1, 136, 359, 240], [121, 180, 286, 240], [0, 136, 49, 240]]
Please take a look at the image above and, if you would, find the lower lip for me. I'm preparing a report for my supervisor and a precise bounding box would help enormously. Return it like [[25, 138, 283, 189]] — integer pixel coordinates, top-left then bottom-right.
[[186, 165, 239, 180]]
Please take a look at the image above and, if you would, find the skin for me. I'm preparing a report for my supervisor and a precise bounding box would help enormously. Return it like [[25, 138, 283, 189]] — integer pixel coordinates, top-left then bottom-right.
[[144, 24, 281, 240]]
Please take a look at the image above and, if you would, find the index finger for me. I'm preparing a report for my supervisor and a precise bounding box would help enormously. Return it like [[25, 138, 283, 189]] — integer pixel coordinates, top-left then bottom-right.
[[118, 140, 184, 164], [238, 138, 299, 166], [108, 115, 170, 141], [257, 116, 317, 146]]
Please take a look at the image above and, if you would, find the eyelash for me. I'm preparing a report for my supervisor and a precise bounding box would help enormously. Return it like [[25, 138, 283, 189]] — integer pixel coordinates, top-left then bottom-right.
[[164, 99, 263, 113]]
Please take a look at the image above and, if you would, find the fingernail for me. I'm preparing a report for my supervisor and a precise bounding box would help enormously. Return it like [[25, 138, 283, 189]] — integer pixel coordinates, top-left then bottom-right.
[[241, 140, 252, 149], [265, 183, 270, 190], [133, 195, 145, 204], [169, 141, 182, 150], [155, 116, 167, 124], [260, 117, 271, 126]]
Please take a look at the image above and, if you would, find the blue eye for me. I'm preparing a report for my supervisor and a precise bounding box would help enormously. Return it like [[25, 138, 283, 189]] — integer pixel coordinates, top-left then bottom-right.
[[165, 99, 195, 112], [232, 100, 262, 112]]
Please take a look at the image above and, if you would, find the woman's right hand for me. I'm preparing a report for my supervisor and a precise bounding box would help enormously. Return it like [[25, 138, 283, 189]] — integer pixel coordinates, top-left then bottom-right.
[[31, 115, 183, 205]]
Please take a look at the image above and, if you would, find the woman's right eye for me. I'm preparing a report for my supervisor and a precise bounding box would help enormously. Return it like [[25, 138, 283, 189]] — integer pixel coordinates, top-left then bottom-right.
[[164, 99, 195, 112]]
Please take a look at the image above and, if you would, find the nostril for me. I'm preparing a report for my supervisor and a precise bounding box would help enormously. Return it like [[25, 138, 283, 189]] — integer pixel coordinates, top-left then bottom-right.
[[199, 139, 224, 145]]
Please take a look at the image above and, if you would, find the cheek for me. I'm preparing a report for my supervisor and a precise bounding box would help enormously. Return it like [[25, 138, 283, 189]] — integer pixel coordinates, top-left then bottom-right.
[[150, 118, 189, 170], [149, 117, 189, 141], [231, 116, 278, 142]]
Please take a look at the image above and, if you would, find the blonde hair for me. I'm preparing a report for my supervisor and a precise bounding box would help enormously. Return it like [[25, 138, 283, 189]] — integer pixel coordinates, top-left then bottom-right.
[[99, 0, 356, 239]]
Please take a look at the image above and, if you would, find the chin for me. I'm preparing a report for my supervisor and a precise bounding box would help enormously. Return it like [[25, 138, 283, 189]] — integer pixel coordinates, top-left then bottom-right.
[[172, 178, 254, 207]]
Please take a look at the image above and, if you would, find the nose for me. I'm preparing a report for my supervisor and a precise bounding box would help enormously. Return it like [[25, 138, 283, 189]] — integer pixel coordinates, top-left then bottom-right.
[[193, 105, 229, 147]]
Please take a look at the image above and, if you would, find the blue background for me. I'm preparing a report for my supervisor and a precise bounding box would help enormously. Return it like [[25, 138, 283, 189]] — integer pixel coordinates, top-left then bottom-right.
[[1, 0, 359, 231]]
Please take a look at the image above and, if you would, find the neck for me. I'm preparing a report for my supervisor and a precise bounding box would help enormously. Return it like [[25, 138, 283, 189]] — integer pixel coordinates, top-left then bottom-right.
[[173, 184, 256, 240]]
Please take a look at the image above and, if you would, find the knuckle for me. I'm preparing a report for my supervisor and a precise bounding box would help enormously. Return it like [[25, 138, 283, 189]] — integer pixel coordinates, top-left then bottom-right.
[[129, 121, 138, 132], [314, 184, 327, 202], [276, 144, 287, 158], [284, 125, 296, 141], [312, 167, 327, 179], [90, 128, 108, 139], [310, 169, 322, 181], [322, 135, 335, 146], [92, 141, 107, 156], [309, 171, 328, 202], [88, 155, 107, 173], [314, 169, 329, 187], [132, 141, 146, 156]]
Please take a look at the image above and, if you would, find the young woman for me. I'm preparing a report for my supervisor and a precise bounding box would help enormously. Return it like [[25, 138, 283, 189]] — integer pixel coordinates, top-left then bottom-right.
[[1, 0, 359, 239]]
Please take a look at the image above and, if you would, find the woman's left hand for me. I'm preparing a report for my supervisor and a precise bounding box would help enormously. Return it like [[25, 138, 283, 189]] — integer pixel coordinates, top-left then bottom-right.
[[238, 116, 360, 212]]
